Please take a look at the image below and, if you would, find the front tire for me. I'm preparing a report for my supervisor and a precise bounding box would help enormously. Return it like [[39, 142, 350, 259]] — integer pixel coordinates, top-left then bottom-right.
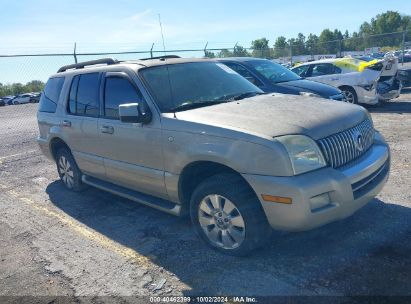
[[55, 148, 86, 191], [340, 87, 358, 104], [190, 174, 271, 256]]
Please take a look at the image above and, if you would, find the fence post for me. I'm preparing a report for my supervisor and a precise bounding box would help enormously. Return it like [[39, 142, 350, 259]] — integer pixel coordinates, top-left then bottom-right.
[[203, 42, 208, 57], [73, 42, 78, 63], [289, 43, 293, 66], [150, 43, 154, 58], [339, 39, 343, 57]]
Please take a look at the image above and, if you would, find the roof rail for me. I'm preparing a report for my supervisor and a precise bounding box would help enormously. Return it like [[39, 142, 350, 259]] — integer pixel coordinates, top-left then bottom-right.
[[57, 58, 119, 73], [139, 55, 181, 61]]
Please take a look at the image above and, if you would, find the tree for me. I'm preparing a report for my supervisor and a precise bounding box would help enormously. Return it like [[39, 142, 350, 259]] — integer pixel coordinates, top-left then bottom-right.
[[217, 49, 233, 58], [204, 50, 215, 58], [0, 80, 45, 97], [233, 45, 249, 57], [319, 29, 338, 53], [251, 38, 271, 58], [273, 36, 288, 58], [293, 33, 306, 55], [306, 34, 320, 55]]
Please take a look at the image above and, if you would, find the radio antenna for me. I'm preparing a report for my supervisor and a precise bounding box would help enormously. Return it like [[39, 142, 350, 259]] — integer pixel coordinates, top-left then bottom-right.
[[157, 14, 176, 117], [158, 14, 167, 56]]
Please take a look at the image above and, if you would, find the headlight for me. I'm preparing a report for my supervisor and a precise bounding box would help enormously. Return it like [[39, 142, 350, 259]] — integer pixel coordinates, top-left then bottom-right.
[[299, 91, 321, 98], [276, 135, 326, 175]]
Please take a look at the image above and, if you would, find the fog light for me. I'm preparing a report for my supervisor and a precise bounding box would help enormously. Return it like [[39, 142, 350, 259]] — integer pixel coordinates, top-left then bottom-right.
[[309, 193, 331, 211]]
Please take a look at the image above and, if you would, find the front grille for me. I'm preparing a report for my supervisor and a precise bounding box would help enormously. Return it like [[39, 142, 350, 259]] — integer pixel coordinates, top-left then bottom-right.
[[318, 118, 374, 168]]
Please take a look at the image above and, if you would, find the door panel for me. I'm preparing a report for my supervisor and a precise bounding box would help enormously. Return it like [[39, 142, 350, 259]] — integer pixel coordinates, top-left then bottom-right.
[[64, 116, 105, 179], [62, 73, 106, 179], [98, 118, 167, 199], [98, 72, 167, 199]]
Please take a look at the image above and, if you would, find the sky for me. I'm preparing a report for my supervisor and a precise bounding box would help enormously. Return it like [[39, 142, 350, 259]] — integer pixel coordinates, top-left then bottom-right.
[[1, 0, 410, 83]]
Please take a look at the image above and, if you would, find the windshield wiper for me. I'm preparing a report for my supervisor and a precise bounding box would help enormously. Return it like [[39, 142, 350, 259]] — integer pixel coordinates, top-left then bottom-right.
[[167, 100, 228, 113], [215, 91, 266, 102]]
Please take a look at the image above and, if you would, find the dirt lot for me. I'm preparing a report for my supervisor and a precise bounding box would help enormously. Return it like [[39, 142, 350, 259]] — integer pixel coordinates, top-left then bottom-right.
[[0, 93, 410, 299]]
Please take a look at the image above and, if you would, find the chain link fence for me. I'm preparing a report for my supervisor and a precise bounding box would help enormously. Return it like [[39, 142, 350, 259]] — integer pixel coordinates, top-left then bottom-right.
[[0, 31, 409, 98]]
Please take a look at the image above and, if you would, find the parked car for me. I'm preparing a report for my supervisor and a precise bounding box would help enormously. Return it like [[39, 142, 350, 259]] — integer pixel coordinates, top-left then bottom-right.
[[0, 99, 5, 107], [394, 50, 411, 63], [1, 95, 15, 105], [291, 56, 400, 104], [38, 57, 390, 255], [30, 92, 41, 103], [12, 93, 33, 104], [216, 57, 343, 101], [398, 63, 411, 87]]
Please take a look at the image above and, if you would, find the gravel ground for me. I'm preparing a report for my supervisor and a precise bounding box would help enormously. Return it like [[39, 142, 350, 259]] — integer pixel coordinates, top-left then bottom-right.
[[0, 93, 410, 299]]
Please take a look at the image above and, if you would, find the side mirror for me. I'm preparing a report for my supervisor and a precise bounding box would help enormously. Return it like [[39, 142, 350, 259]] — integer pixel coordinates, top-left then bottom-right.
[[119, 103, 152, 124]]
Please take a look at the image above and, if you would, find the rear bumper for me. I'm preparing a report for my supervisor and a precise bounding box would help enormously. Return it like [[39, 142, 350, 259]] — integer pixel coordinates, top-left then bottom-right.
[[243, 139, 389, 231], [37, 137, 54, 160]]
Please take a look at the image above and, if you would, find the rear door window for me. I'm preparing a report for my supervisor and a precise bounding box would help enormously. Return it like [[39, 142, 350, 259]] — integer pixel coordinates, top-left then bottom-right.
[[310, 63, 337, 76], [39, 77, 65, 113], [67, 73, 100, 117]]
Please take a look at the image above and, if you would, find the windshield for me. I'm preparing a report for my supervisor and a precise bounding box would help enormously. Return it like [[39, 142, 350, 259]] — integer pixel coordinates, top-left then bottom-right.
[[140, 62, 263, 112], [247, 60, 301, 83]]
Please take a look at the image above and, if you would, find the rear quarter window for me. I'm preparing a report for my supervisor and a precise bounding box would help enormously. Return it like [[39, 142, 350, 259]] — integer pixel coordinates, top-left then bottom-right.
[[39, 77, 65, 113]]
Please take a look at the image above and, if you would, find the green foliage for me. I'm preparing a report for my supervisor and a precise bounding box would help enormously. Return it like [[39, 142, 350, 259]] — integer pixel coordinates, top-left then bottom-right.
[[204, 50, 216, 58], [266, 10, 411, 58], [233, 45, 249, 57], [217, 49, 234, 58], [251, 38, 272, 58], [0, 80, 45, 97]]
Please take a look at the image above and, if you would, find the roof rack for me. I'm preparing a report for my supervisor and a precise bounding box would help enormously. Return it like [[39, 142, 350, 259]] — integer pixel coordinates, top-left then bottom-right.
[[139, 55, 181, 61], [57, 58, 119, 73]]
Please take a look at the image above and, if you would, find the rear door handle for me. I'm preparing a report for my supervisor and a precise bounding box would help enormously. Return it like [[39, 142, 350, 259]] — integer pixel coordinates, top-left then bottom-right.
[[331, 77, 339, 81], [62, 120, 71, 127], [100, 125, 114, 134]]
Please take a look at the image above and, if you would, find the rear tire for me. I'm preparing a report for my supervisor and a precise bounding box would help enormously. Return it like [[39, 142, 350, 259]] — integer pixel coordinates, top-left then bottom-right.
[[340, 86, 358, 104], [55, 148, 87, 192], [190, 173, 272, 256]]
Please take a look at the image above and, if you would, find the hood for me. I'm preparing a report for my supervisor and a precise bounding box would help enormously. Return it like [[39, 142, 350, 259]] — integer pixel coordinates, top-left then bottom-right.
[[174, 94, 367, 140], [274, 79, 341, 97]]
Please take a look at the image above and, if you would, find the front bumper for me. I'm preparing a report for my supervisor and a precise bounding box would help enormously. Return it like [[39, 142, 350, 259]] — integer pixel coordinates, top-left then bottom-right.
[[355, 86, 379, 105], [243, 141, 390, 231]]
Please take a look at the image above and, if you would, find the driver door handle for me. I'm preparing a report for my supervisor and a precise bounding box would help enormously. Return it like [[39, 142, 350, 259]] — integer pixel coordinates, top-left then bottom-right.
[[62, 120, 71, 127], [100, 125, 114, 134]]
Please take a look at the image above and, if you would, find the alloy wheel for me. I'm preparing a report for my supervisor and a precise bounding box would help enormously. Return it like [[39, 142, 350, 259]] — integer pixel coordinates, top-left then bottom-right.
[[342, 90, 355, 103], [58, 155, 74, 188], [198, 194, 245, 249]]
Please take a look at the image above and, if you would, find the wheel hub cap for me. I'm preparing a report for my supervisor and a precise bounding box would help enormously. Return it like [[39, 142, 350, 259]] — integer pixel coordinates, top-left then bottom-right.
[[58, 156, 74, 188], [198, 194, 245, 250]]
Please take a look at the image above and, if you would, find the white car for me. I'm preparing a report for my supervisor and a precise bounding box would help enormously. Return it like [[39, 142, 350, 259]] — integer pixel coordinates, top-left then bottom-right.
[[291, 56, 400, 105], [12, 93, 33, 105]]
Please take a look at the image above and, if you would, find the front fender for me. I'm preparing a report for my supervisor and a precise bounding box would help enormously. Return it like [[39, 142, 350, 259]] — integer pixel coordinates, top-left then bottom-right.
[[162, 130, 293, 177]]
